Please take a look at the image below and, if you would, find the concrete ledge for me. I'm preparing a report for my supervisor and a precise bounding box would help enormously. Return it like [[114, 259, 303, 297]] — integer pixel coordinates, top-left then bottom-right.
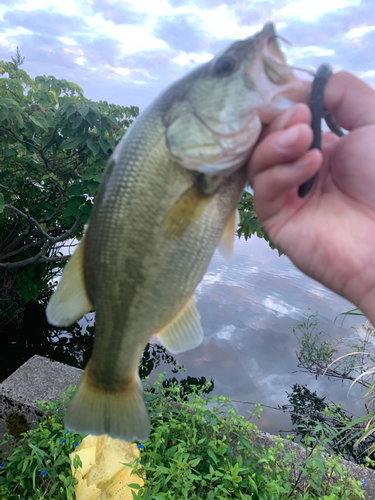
[[0, 356, 374, 498], [0, 355, 82, 452]]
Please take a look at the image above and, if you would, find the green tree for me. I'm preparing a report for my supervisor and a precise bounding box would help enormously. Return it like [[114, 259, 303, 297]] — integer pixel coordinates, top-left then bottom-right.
[[0, 50, 138, 325], [237, 189, 281, 254]]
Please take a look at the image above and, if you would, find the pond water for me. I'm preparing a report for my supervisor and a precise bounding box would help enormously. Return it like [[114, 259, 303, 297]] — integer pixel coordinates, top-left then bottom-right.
[[1, 234, 367, 436], [155, 235, 367, 436]]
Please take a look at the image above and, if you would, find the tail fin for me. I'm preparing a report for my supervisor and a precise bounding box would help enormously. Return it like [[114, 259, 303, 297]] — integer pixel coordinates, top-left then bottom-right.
[[65, 368, 150, 442]]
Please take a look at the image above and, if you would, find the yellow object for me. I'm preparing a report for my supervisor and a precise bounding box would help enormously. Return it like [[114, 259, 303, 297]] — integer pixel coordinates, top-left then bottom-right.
[[69, 435, 144, 500]]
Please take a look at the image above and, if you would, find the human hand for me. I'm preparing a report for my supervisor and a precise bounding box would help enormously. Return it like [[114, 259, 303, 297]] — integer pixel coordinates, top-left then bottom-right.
[[248, 72, 375, 321]]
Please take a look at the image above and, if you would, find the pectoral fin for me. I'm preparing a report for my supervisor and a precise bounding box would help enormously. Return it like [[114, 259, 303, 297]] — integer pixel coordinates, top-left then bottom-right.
[[157, 297, 204, 354], [218, 209, 240, 261], [161, 185, 210, 239], [46, 237, 93, 326]]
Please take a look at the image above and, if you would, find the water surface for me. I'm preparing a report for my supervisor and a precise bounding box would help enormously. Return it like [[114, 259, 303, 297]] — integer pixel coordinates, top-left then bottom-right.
[[157, 235, 366, 435]]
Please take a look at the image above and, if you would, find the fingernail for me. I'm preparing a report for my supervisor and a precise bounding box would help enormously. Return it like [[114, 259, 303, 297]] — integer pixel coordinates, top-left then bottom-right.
[[277, 126, 300, 149]]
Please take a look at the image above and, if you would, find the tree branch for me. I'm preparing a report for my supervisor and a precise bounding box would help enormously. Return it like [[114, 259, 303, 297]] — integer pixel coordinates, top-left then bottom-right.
[[4, 204, 55, 240], [41, 254, 71, 263], [0, 217, 81, 269], [0, 236, 49, 261], [0, 126, 38, 149], [39, 193, 64, 223]]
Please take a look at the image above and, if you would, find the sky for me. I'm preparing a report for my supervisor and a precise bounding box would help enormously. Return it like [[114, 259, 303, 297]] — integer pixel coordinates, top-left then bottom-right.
[[0, 0, 374, 112]]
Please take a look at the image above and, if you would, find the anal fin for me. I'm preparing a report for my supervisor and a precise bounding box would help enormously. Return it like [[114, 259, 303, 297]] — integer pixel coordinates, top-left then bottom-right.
[[218, 209, 240, 261], [46, 237, 93, 326], [157, 297, 204, 354]]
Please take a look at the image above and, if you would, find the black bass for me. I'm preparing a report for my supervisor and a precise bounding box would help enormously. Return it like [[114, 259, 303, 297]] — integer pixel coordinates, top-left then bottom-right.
[[46, 22, 311, 442]]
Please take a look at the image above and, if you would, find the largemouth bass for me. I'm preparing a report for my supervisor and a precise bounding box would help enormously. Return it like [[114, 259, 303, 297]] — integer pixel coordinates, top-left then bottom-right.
[[46, 22, 311, 442]]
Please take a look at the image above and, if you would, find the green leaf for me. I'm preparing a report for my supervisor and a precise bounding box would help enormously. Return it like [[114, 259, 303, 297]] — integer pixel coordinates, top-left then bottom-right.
[[13, 111, 24, 126], [87, 180, 100, 196], [86, 111, 98, 128], [65, 105, 76, 118], [4, 148, 17, 157], [60, 135, 85, 150], [207, 448, 217, 464], [78, 104, 90, 118], [82, 169, 97, 181], [50, 482, 58, 495], [67, 183, 85, 196], [63, 198, 82, 218], [128, 483, 141, 489], [29, 114, 48, 131], [0, 108, 7, 123], [99, 139, 110, 154], [93, 173, 103, 183], [156, 466, 170, 474], [86, 139, 101, 156], [313, 455, 326, 475], [189, 457, 201, 467], [70, 114, 83, 129], [28, 442, 47, 456], [0, 193, 4, 213]]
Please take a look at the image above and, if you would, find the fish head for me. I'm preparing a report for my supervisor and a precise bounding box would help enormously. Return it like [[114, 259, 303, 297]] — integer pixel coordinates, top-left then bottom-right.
[[166, 22, 312, 176]]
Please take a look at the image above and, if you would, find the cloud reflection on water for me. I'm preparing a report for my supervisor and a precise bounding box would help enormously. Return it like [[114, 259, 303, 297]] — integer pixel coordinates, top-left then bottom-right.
[[167, 235, 367, 435]]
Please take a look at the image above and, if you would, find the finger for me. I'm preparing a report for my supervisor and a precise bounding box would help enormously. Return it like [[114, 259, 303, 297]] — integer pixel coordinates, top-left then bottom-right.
[[253, 149, 322, 220], [328, 125, 375, 208], [313, 131, 340, 192], [325, 71, 375, 130], [248, 122, 313, 185], [268, 103, 312, 133], [257, 103, 311, 145]]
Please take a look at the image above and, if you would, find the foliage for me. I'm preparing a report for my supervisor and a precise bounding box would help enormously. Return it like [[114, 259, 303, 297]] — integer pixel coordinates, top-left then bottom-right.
[[0, 50, 138, 324], [237, 190, 281, 254], [292, 310, 375, 458], [0, 374, 369, 499], [281, 384, 375, 466], [0, 386, 85, 499], [292, 310, 374, 388], [130, 373, 366, 499]]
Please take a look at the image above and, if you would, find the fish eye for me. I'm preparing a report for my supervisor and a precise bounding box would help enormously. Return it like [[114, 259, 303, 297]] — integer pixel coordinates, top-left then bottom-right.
[[213, 56, 236, 77]]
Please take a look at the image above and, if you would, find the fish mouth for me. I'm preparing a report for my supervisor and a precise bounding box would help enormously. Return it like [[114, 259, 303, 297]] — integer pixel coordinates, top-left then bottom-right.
[[245, 22, 312, 124]]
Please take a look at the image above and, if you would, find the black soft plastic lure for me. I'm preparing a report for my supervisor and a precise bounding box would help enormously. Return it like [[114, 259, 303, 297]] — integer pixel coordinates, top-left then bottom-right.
[[298, 64, 344, 197]]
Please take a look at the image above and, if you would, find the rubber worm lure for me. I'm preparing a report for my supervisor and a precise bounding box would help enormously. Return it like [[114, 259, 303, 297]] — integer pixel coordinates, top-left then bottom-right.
[[298, 64, 344, 197]]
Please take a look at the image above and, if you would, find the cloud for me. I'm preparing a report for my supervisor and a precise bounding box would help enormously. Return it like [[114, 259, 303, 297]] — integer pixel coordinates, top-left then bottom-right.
[[89, 0, 149, 26], [230, 0, 288, 27], [168, 0, 241, 8], [1, 0, 375, 115], [3, 9, 83, 37], [152, 12, 215, 53]]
